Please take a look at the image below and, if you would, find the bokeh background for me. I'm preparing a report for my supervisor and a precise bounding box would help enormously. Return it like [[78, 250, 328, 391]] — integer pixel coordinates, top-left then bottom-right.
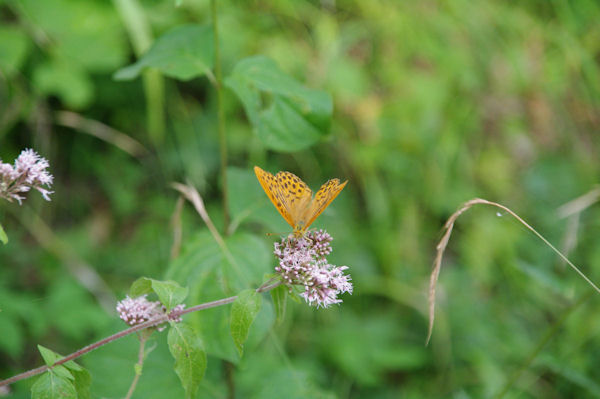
[[2, 0, 600, 398]]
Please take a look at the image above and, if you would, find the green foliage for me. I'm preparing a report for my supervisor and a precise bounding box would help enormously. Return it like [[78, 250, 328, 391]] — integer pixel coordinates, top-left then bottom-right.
[[3, 0, 600, 397], [0, 222, 6, 244], [130, 277, 188, 311], [167, 322, 207, 399], [0, 26, 30, 77], [270, 284, 287, 325], [115, 25, 214, 81], [31, 371, 77, 399], [32, 346, 91, 399], [230, 289, 262, 356], [225, 56, 333, 152]]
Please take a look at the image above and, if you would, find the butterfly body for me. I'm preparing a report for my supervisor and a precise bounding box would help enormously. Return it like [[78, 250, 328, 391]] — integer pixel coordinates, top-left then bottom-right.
[[254, 166, 347, 237]]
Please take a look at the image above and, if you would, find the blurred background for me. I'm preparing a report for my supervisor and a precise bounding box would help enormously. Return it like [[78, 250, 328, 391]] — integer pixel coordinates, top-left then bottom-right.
[[2, 0, 600, 397]]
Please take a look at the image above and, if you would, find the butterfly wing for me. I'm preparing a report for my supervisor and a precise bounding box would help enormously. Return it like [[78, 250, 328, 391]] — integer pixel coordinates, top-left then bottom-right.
[[254, 166, 295, 228], [302, 178, 348, 230], [275, 171, 313, 227]]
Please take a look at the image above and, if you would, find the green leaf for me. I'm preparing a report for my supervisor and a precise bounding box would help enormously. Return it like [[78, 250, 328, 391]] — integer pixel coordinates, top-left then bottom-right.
[[0, 223, 7, 245], [168, 322, 207, 399], [38, 345, 61, 366], [270, 284, 287, 325], [230, 289, 262, 356], [150, 279, 188, 311], [63, 361, 91, 399], [129, 277, 188, 311], [114, 24, 213, 81], [0, 25, 30, 78], [0, 224, 8, 245], [129, 277, 153, 297], [31, 371, 77, 399], [18, 0, 127, 72], [49, 365, 74, 381], [84, 321, 186, 398], [225, 55, 333, 152]]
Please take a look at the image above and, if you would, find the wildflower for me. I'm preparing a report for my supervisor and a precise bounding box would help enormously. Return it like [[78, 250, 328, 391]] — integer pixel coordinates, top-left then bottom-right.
[[274, 229, 352, 308], [116, 295, 163, 326], [0, 149, 53, 204], [116, 295, 185, 331]]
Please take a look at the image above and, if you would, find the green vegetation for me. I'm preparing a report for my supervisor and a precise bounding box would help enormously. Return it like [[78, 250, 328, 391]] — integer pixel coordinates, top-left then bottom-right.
[[2, 0, 600, 397]]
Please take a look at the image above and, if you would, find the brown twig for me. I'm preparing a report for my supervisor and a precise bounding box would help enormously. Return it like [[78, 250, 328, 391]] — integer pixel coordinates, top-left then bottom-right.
[[0, 280, 282, 388], [426, 198, 600, 345]]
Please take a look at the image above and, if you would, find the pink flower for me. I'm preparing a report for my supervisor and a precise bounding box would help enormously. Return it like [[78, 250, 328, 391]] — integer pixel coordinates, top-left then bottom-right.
[[116, 295, 163, 326], [274, 230, 352, 308], [116, 295, 185, 331], [0, 149, 53, 204]]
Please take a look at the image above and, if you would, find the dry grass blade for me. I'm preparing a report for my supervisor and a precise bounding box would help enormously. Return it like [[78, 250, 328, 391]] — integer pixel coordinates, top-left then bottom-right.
[[56, 111, 149, 157], [169, 196, 184, 260], [171, 182, 244, 281], [426, 198, 600, 345], [14, 207, 116, 312]]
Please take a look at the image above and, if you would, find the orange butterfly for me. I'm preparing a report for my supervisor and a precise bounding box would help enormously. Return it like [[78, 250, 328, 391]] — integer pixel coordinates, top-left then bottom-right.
[[254, 166, 347, 237]]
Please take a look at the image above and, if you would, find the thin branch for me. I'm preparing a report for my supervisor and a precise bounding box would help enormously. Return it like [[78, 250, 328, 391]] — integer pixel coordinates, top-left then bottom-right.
[[124, 334, 147, 399], [55, 111, 149, 158], [12, 207, 116, 313], [427, 198, 600, 345], [0, 281, 282, 388]]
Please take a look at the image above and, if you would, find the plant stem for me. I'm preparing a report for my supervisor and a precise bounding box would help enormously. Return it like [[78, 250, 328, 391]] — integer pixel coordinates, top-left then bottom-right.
[[211, 0, 229, 234], [113, 0, 165, 145], [0, 281, 282, 388], [124, 334, 147, 399]]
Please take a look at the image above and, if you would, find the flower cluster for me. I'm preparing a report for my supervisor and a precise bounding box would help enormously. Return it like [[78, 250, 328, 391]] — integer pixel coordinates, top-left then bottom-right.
[[116, 295, 185, 330], [0, 149, 53, 204], [274, 229, 353, 308]]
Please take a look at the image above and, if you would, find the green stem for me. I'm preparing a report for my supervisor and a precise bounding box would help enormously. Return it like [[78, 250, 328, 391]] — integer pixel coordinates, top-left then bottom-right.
[[211, 0, 229, 234], [493, 291, 593, 399], [124, 334, 147, 399], [112, 0, 165, 145]]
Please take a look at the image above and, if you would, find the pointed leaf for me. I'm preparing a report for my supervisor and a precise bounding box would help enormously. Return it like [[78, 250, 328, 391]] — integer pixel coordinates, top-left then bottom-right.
[[230, 289, 262, 356], [38, 345, 61, 367], [270, 284, 287, 325], [114, 24, 213, 81], [225, 55, 332, 152], [31, 371, 77, 399], [168, 322, 207, 399], [150, 279, 188, 311], [0, 222, 7, 244], [129, 277, 153, 297], [64, 361, 91, 399]]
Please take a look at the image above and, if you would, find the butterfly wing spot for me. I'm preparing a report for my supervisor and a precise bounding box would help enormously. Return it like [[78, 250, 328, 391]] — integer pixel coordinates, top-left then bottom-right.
[[302, 178, 348, 230], [254, 166, 296, 228], [255, 166, 347, 234]]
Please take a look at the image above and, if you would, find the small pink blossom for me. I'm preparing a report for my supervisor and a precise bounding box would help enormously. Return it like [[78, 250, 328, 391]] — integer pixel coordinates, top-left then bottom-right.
[[116, 295, 185, 331], [116, 295, 163, 326], [274, 229, 352, 308], [0, 149, 53, 204]]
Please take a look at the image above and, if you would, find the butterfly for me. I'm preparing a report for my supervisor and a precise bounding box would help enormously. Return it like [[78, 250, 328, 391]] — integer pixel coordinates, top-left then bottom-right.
[[254, 166, 347, 237]]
